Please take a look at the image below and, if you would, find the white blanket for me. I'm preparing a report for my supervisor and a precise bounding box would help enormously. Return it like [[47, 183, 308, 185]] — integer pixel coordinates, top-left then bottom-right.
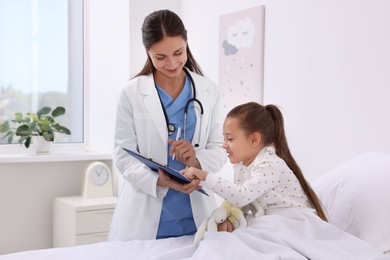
[[1, 209, 388, 260]]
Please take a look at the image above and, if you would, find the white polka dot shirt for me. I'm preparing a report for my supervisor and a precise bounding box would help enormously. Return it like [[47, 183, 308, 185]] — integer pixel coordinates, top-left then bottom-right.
[[205, 145, 315, 212]]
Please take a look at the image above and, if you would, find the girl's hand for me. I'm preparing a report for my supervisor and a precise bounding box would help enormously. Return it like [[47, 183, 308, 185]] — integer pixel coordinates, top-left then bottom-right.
[[217, 219, 234, 232], [181, 167, 208, 181], [156, 168, 201, 194], [168, 139, 201, 168]]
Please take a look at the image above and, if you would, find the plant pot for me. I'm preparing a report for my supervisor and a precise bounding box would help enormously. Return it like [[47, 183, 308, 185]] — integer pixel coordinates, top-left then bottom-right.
[[34, 136, 52, 154]]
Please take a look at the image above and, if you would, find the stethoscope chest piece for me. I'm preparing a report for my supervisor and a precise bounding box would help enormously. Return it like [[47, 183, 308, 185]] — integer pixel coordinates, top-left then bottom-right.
[[168, 123, 175, 136]]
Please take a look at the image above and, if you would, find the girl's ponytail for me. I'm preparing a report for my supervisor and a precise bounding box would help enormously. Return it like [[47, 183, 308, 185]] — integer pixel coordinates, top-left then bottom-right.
[[265, 105, 290, 162]]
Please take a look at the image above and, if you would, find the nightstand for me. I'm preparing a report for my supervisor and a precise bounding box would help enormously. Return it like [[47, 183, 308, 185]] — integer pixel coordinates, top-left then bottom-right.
[[53, 196, 117, 247]]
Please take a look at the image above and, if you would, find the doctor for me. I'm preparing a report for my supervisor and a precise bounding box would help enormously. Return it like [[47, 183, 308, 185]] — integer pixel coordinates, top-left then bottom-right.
[[108, 9, 227, 241]]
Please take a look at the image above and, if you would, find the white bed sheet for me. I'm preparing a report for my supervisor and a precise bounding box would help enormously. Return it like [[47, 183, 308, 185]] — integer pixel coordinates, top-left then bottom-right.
[[1, 208, 388, 260]]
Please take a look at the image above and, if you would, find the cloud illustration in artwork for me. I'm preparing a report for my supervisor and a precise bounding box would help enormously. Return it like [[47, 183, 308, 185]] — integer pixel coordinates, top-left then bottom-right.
[[222, 39, 238, 56], [226, 17, 255, 49]]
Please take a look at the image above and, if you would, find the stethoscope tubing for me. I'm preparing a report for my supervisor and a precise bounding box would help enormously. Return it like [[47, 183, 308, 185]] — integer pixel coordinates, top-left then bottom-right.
[[155, 68, 204, 147]]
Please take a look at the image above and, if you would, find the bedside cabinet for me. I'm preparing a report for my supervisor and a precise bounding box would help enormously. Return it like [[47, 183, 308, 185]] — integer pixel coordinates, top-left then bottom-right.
[[53, 196, 117, 247]]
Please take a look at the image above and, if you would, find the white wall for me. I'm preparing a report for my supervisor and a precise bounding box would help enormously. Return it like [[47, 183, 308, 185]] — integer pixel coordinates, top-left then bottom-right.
[[260, 0, 390, 180], [85, 0, 130, 153]]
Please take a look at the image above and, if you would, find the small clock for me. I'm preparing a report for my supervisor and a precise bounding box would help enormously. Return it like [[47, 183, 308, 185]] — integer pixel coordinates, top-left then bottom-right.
[[82, 161, 114, 198]]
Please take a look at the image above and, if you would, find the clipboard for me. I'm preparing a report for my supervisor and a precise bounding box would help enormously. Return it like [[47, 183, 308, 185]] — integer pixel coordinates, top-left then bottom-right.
[[123, 148, 209, 196]]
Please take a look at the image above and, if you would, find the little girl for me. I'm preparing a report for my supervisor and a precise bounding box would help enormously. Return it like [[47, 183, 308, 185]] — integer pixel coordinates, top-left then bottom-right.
[[180, 102, 389, 259], [183, 102, 328, 228]]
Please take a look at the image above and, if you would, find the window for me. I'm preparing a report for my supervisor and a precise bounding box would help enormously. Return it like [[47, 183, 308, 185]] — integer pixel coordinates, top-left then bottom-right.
[[0, 0, 84, 147]]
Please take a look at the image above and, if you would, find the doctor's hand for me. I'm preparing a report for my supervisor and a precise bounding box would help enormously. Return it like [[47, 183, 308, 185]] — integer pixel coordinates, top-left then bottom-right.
[[168, 139, 201, 169], [156, 168, 201, 194]]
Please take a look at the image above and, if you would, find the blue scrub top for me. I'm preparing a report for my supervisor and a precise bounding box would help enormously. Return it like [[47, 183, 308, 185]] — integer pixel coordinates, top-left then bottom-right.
[[155, 75, 197, 239]]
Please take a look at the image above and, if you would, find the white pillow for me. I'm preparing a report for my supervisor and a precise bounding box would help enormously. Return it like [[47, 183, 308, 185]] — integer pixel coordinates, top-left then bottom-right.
[[312, 151, 390, 253]]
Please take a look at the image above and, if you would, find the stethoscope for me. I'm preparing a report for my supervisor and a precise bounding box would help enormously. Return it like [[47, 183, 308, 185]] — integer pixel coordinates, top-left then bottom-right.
[[155, 68, 204, 147]]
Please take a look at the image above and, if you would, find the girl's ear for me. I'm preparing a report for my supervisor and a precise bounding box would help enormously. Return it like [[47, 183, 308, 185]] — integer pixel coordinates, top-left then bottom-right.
[[251, 132, 262, 147]]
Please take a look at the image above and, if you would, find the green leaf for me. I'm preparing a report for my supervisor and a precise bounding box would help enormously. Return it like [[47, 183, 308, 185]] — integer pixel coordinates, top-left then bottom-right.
[[52, 106, 65, 117], [7, 132, 14, 143], [1, 129, 14, 144], [42, 132, 54, 141], [14, 112, 24, 122], [54, 125, 71, 135], [16, 125, 32, 136], [17, 135, 30, 148], [0, 121, 10, 133], [37, 107, 51, 117], [62, 126, 71, 135], [27, 113, 38, 121], [24, 136, 32, 148]]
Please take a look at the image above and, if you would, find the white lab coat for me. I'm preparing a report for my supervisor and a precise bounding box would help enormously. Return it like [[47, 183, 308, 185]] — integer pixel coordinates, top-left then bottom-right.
[[108, 70, 227, 241]]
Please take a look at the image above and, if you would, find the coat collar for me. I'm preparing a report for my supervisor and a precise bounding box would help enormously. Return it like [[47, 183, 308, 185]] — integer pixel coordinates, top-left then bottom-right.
[[139, 75, 168, 144]]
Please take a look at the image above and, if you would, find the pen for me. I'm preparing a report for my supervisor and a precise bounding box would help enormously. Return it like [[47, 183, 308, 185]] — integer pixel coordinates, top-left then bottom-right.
[[172, 127, 181, 161]]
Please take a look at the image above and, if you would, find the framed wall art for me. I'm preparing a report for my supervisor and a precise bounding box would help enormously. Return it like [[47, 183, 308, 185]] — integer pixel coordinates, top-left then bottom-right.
[[219, 6, 265, 115]]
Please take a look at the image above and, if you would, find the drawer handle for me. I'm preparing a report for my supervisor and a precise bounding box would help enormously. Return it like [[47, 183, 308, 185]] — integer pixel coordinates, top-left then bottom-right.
[[93, 234, 108, 239], [92, 211, 113, 217]]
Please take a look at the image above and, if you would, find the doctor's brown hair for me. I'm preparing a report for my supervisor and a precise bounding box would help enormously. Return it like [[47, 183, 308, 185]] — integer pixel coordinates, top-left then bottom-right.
[[227, 102, 328, 222], [135, 9, 203, 78]]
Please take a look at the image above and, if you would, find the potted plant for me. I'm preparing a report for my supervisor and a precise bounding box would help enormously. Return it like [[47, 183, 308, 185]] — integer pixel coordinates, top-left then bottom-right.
[[0, 106, 71, 149]]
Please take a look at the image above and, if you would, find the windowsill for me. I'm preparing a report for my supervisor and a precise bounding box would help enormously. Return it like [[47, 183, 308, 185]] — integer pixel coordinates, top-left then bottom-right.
[[0, 144, 113, 163], [0, 152, 112, 163], [0, 151, 113, 163]]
